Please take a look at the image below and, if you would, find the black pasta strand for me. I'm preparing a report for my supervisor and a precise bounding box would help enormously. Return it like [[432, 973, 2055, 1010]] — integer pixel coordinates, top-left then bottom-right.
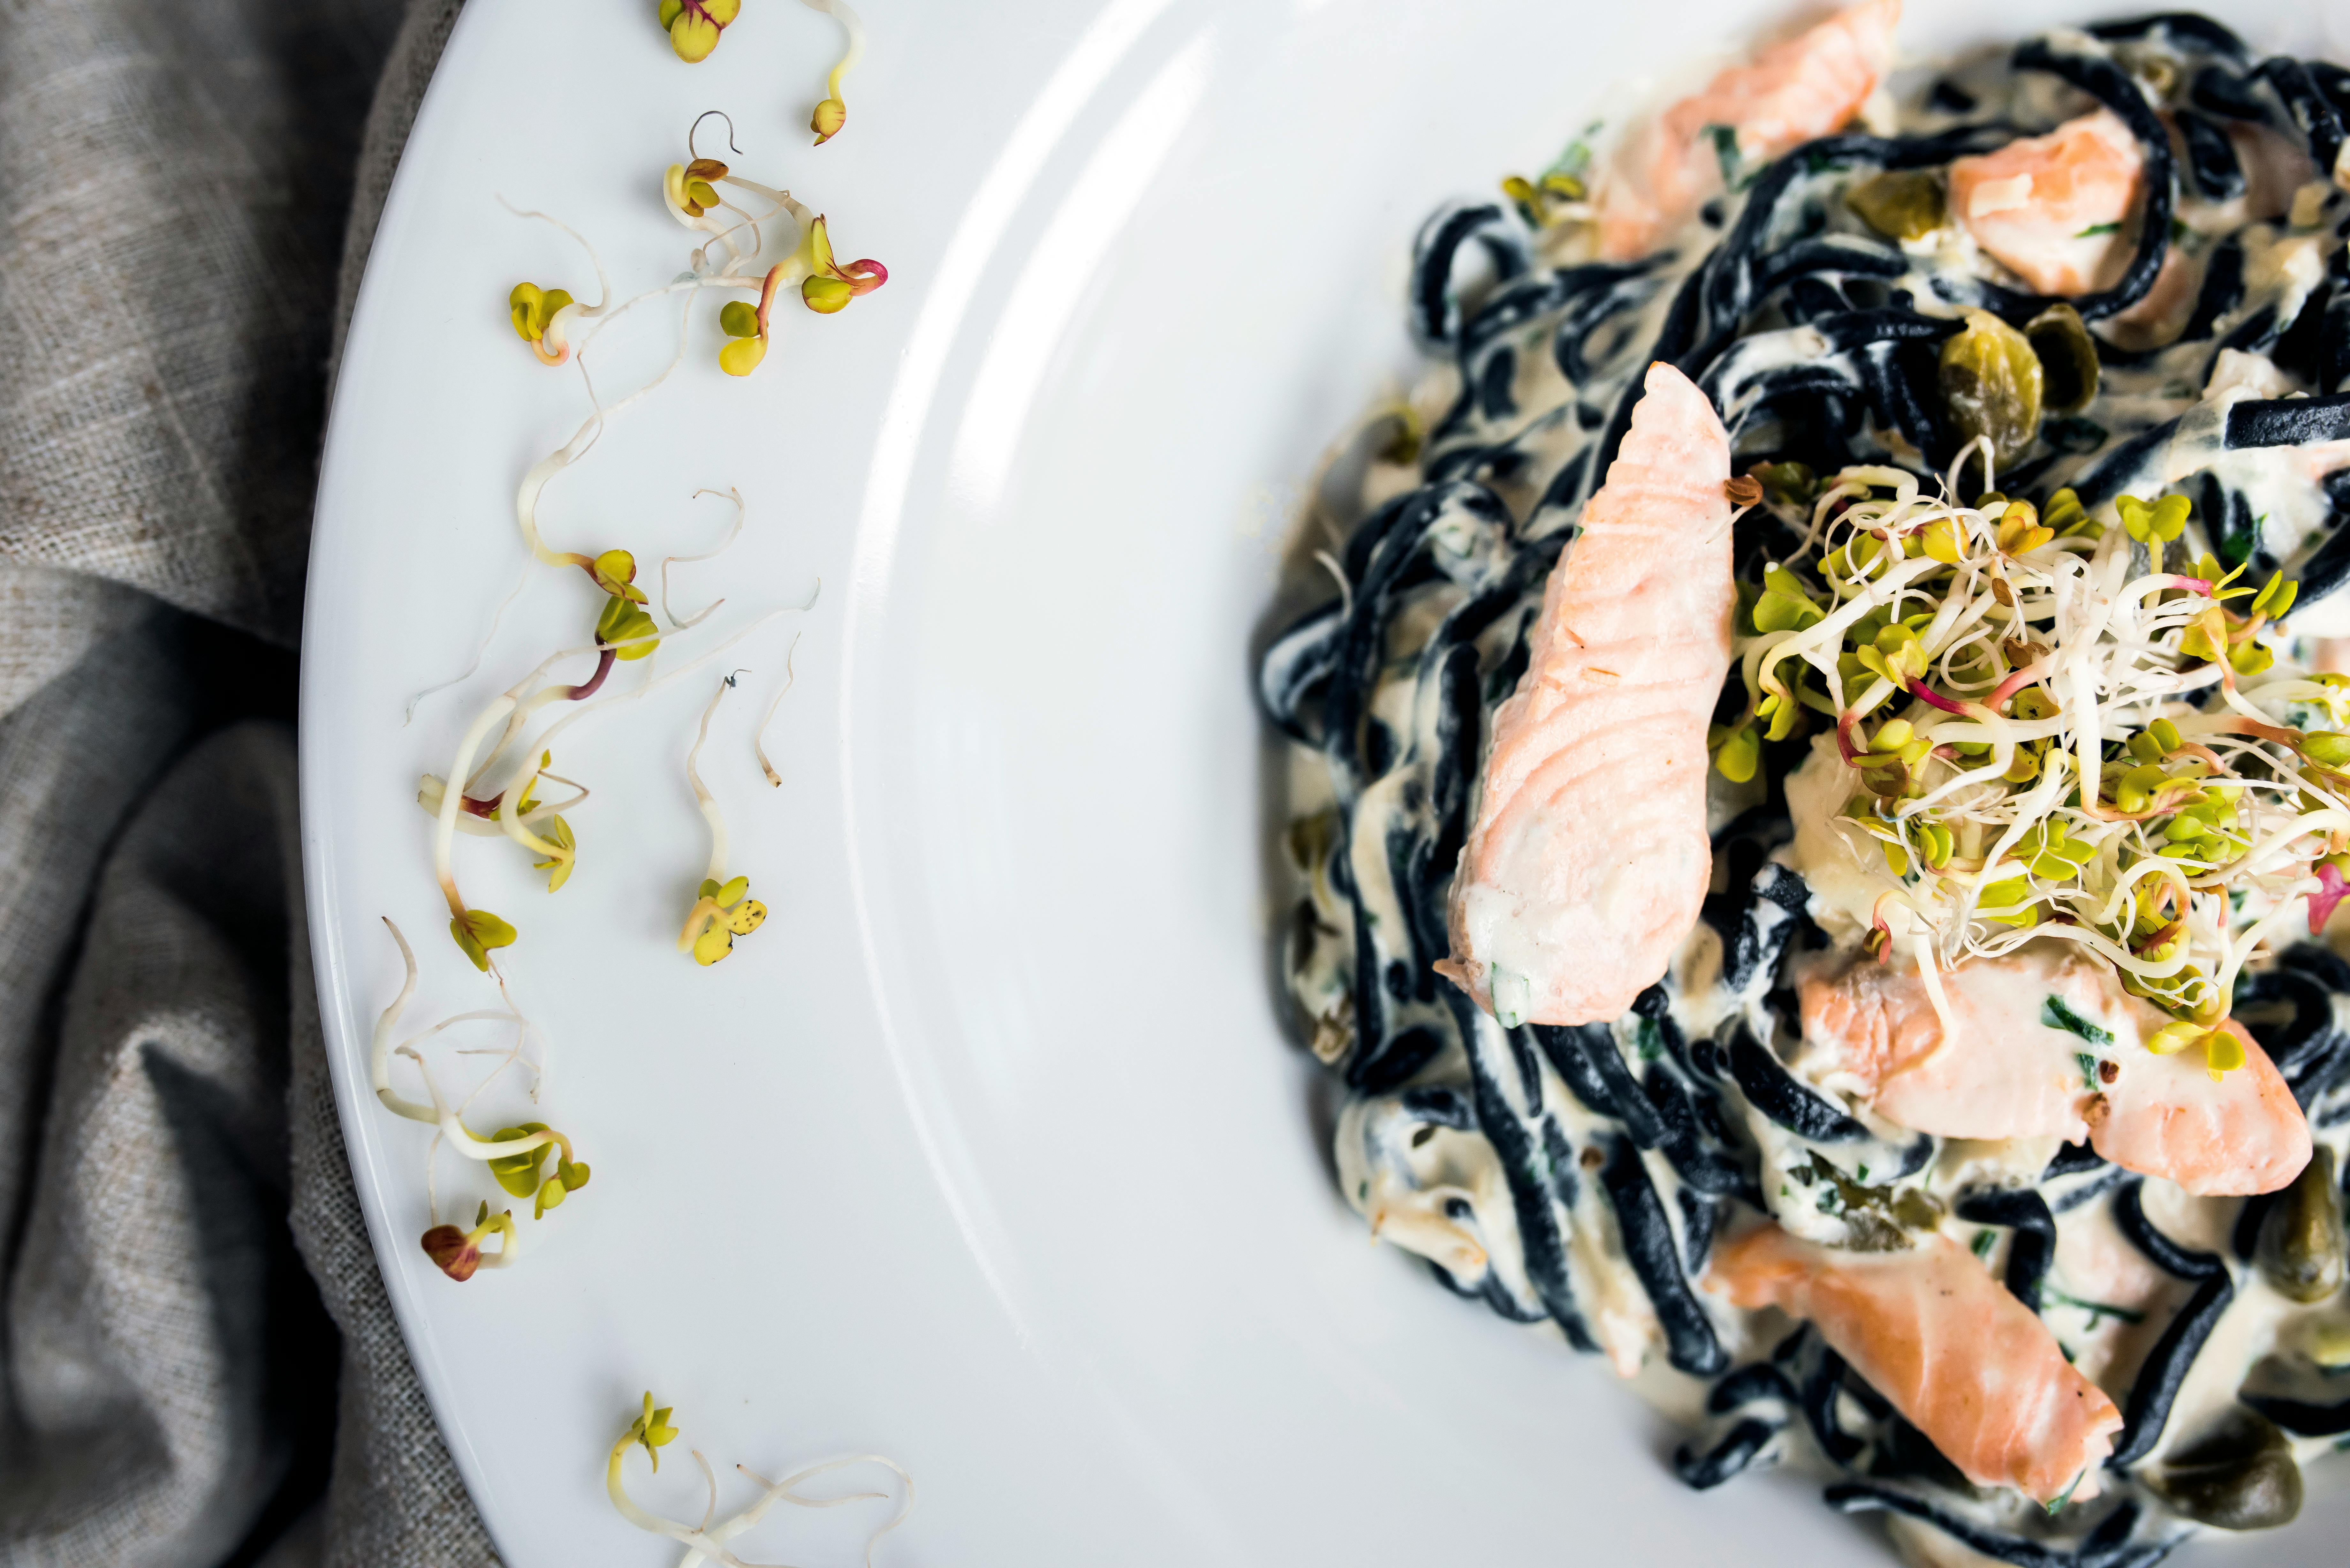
[[1449, 991, 1601, 1352], [1826, 1486, 2178, 1568], [1956, 1188, 2057, 1311], [2108, 1179, 2235, 1467], [1597, 1133, 1729, 1376]]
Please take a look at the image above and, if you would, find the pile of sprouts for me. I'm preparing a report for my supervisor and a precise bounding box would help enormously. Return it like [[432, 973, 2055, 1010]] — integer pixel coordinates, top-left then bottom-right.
[[1712, 440, 2350, 1076], [382, 99, 884, 1285]]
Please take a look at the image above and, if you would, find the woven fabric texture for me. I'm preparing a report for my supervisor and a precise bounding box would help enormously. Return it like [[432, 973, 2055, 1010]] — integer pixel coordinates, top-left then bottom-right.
[[0, 0, 484, 1564]]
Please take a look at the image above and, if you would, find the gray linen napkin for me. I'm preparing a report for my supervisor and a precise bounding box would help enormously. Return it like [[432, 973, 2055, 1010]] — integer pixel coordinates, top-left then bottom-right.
[[0, 0, 486, 1563]]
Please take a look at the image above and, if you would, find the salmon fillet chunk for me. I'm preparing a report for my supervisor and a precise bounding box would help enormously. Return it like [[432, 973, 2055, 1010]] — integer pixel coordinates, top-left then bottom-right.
[[1949, 109, 2145, 296], [1798, 949, 2311, 1196], [1437, 361, 1734, 1026], [1597, 0, 1901, 260], [1709, 1224, 2123, 1505]]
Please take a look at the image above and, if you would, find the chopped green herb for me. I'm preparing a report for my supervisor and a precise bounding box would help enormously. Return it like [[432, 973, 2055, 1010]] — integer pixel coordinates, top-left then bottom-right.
[[2074, 221, 2121, 238], [2042, 995, 2114, 1047], [1706, 124, 1745, 189], [1971, 1228, 1997, 1259], [1635, 1017, 1663, 1061], [2045, 1469, 2086, 1515], [2077, 1051, 2099, 1090], [1855, 1164, 1870, 1182], [2045, 1287, 2146, 1328], [1358, 1180, 1369, 1202]]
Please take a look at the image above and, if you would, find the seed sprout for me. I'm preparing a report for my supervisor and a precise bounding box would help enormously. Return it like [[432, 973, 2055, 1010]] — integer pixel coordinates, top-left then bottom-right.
[[658, 0, 739, 62], [1714, 440, 2350, 1071], [678, 677, 769, 964], [607, 1392, 913, 1568], [421, 606, 806, 968], [800, 0, 865, 144], [372, 920, 589, 1280]]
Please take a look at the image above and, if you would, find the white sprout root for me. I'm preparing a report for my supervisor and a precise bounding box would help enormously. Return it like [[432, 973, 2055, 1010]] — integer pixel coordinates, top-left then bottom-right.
[[607, 1396, 912, 1568], [689, 677, 732, 886], [665, 487, 749, 630], [756, 632, 802, 788], [371, 920, 582, 1276]]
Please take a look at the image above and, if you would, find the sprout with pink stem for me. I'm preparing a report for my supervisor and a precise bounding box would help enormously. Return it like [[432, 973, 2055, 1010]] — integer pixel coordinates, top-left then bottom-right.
[[420, 607, 806, 968], [606, 1392, 912, 1567]]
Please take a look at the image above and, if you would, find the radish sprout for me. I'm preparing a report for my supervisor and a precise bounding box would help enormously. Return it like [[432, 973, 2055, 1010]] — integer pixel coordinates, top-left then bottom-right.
[[801, 0, 865, 144], [658, 0, 739, 62], [373, 920, 590, 1280], [608, 1393, 912, 1567], [678, 677, 769, 964]]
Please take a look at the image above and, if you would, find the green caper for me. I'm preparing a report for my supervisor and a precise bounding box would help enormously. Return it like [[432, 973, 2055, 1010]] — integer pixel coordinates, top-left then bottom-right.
[[1846, 170, 1946, 243], [2151, 1408, 2303, 1531], [2026, 303, 2102, 416], [1939, 308, 2045, 471], [2256, 1146, 2346, 1304]]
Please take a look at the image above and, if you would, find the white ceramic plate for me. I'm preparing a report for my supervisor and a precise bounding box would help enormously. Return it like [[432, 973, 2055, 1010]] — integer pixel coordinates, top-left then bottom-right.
[[305, 0, 2349, 1561]]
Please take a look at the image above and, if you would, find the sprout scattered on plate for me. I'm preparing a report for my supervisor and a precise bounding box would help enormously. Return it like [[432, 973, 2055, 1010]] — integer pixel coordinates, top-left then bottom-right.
[[606, 1391, 912, 1567]]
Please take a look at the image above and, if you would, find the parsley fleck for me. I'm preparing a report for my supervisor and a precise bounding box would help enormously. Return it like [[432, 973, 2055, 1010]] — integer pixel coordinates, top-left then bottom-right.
[[2045, 1287, 2146, 1328], [2042, 995, 2114, 1047], [2075, 221, 2121, 238], [1971, 1229, 1997, 1259]]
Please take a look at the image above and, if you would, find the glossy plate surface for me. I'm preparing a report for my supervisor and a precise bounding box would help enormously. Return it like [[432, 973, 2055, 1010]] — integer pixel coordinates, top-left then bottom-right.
[[304, 0, 2347, 1560]]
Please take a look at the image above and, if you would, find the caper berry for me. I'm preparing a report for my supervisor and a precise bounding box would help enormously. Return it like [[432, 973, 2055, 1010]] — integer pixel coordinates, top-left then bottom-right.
[[2257, 1146, 2345, 1304], [1846, 169, 1946, 243], [2152, 1408, 2302, 1531], [1939, 309, 2045, 471], [2026, 303, 2101, 416]]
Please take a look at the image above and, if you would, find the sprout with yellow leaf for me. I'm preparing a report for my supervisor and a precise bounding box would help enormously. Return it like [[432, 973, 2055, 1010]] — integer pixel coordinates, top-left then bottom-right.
[[604, 1391, 912, 1565], [800, 0, 865, 144], [509, 282, 577, 364], [369, 920, 588, 1281], [657, 0, 739, 62], [678, 678, 769, 964]]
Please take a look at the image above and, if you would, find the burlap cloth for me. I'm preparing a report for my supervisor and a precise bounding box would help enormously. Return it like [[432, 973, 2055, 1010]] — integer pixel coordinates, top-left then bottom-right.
[[0, 0, 492, 1562]]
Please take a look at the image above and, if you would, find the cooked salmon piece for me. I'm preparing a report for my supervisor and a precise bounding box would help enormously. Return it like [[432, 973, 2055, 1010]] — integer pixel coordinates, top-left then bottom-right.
[[1709, 1224, 2123, 1504], [1436, 361, 1733, 1026], [1797, 949, 2312, 1195], [1596, 0, 1900, 261], [2087, 1017, 2309, 1197], [1949, 109, 2145, 296]]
